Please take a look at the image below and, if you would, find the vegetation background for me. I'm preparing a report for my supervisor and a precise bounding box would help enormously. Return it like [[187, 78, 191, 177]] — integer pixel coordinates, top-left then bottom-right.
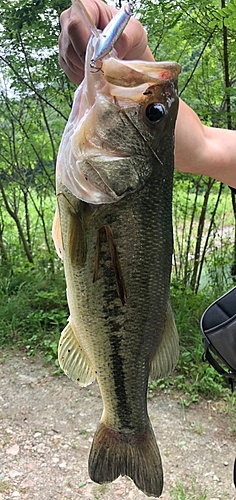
[[0, 0, 236, 403]]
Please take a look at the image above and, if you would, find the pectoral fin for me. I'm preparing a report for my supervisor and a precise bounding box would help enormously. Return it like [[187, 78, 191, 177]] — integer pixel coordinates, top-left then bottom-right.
[[52, 206, 63, 260], [68, 210, 87, 268], [93, 225, 127, 306], [149, 300, 179, 380], [56, 192, 87, 269], [58, 321, 95, 386]]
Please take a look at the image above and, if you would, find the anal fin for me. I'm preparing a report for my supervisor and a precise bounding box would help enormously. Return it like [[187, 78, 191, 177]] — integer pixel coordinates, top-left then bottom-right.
[[58, 321, 95, 386], [149, 299, 179, 380]]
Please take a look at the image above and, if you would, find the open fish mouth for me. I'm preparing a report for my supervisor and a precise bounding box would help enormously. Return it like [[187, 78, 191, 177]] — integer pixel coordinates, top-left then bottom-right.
[[56, 35, 181, 204]]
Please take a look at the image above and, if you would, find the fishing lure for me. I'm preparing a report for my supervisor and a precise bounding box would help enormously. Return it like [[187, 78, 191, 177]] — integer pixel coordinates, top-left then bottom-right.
[[72, 0, 133, 68], [91, 2, 133, 67]]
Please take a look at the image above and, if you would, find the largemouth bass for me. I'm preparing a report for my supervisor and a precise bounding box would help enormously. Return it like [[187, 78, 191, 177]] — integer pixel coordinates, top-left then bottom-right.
[[53, 34, 181, 498]]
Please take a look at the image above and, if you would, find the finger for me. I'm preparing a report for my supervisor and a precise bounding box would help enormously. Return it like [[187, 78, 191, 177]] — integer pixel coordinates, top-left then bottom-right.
[[60, 1, 114, 59], [58, 0, 152, 85], [115, 18, 149, 61], [59, 47, 84, 85], [60, 1, 142, 63], [59, 4, 99, 83], [59, 36, 85, 80]]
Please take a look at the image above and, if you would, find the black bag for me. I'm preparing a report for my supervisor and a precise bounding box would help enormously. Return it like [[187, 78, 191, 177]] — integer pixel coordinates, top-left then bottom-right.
[[200, 287, 236, 390], [200, 287, 236, 488]]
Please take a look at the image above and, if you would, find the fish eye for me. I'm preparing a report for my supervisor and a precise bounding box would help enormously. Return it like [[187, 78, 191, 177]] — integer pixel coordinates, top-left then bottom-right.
[[145, 103, 166, 124]]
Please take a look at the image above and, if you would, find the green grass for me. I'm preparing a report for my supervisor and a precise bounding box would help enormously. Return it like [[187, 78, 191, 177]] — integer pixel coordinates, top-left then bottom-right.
[[0, 262, 68, 366], [0, 480, 10, 494], [148, 281, 236, 402], [169, 479, 208, 500]]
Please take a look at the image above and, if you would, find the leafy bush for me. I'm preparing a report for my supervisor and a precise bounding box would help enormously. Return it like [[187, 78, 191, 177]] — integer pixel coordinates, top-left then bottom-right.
[[148, 282, 235, 401], [0, 263, 68, 365]]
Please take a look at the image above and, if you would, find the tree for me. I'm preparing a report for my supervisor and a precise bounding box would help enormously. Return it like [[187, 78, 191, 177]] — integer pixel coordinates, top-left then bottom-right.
[[0, 0, 235, 291], [139, 0, 236, 291], [0, 0, 75, 264]]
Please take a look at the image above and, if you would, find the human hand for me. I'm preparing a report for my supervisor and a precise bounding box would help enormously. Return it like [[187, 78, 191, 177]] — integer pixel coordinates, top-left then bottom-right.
[[59, 0, 154, 85]]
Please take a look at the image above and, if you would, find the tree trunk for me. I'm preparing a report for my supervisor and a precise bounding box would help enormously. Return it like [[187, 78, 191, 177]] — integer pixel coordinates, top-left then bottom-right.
[[0, 181, 34, 264], [221, 0, 235, 279]]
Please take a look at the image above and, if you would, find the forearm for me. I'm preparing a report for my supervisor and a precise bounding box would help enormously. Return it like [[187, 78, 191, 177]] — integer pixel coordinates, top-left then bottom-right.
[[175, 99, 236, 188], [58, 0, 236, 188]]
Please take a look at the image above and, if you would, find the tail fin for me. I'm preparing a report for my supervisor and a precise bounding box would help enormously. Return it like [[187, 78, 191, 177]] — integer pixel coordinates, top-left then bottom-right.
[[88, 421, 163, 498]]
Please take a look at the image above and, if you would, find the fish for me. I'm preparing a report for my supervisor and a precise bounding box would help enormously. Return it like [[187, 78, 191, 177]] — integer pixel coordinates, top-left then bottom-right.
[[53, 29, 181, 499]]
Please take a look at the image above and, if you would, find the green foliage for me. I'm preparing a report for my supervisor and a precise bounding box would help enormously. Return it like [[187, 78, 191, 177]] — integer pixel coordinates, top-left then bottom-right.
[[172, 176, 234, 292], [169, 478, 208, 500], [0, 0, 75, 266], [209, 1, 236, 29], [149, 283, 235, 402], [0, 263, 68, 365], [138, 0, 236, 128], [0, 0, 236, 403], [0, 0, 73, 96]]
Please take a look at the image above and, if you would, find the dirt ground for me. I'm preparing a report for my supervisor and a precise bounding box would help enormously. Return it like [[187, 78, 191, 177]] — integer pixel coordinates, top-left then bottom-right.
[[0, 348, 235, 500]]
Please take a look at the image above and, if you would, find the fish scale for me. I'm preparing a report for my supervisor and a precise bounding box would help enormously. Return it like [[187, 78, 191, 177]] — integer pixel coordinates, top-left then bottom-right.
[[56, 130, 174, 479]]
